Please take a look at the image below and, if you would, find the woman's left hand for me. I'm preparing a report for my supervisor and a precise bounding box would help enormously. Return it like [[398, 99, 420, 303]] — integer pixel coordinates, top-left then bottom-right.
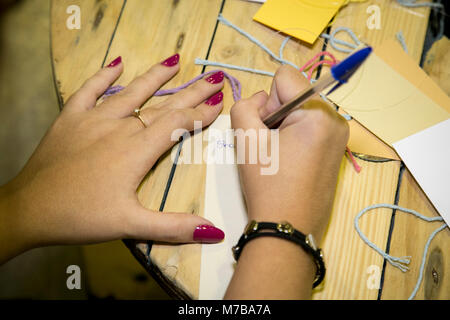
[[0, 54, 226, 263]]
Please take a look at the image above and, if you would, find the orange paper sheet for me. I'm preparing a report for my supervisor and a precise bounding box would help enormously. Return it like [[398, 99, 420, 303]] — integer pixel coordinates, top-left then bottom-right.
[[335, 41, 450, 160]]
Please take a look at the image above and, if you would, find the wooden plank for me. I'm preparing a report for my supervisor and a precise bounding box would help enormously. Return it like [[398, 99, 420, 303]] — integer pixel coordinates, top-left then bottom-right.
[[82, 240, 169, 299], [50, 0, 441, 300], [423, 36, 450, 95], [101, 0, 223, 106], [155, 0, 327, 299], [328, 0, 430, 62], [204, 0, 327, 114], [312, 159, 400, 299], [328, 0, 449, 300], [381, 170, 450, 300], [153, 0, 329, 299], [150, 0, 402, 299], [51, 0, 125, 105], [51, 0, 173, 299], [100, 0, 224, 299]]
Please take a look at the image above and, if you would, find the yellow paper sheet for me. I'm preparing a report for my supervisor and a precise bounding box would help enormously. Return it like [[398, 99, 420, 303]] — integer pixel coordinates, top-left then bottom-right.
[[375, 40, 450, 114], [327, 45, 450, 147], [336, 41, 450, 160], [327, 42, 450, 220], [253, 0, 345, 44]]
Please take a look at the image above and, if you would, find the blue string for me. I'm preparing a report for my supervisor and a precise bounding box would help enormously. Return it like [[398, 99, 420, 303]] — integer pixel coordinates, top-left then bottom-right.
[[396, 0, 443, 8], [217, 14, 300, 70], [194, 14, 447, 299], [196, 14, 362, 78], [279, 36, 291, 60], [354, 203, 447, 300], [320, 26, 361, 53], [195, 14, 359, 120], [194, 58, 275, 77], [396, 31, 409, 53]]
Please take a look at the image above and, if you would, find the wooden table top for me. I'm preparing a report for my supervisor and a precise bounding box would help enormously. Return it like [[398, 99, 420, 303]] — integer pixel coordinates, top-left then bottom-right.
[[50, 0, 449, 299]]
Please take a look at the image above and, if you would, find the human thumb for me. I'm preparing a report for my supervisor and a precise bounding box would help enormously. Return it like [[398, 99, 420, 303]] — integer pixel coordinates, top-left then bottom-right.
[[231, 90, 269, 130], [128, 207, 225, 244]]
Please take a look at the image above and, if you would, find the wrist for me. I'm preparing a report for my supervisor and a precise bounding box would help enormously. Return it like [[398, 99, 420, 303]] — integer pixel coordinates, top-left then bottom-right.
[[233, 220, 325, 288], [247, 205, 327, 241], [227, 234, 316, 299]]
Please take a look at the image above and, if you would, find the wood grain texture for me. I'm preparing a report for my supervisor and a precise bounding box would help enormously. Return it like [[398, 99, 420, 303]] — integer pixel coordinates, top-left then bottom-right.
[[381, 170, 450, 300], [101, 0, 224, 299], [50, 0, 448, 300], [312, 159, 400, 299], [149, 0, 328, 299], [206, 0, 327, 113], [328, 0, 449, 300], [328, 0, 430, 62], [51, 0, 125, 105], [147, 0, 403, 299], [423, 36, 450, 95], [101, 0, 223, 105]]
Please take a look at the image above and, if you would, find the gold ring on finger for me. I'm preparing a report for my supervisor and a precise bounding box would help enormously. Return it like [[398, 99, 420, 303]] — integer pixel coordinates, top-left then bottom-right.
[[133, 108, 148, 128]]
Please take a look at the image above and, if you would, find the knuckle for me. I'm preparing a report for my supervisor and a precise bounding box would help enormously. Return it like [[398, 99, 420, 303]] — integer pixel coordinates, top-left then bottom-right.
[[230, 100, 246, 118], [139, 71, 157, 85], [275, 64, 294, 77], [303, 101, 350, 143], [169, 109, 189, 127]]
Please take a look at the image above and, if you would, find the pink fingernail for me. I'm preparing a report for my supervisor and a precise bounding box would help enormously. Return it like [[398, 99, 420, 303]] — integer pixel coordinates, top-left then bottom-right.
[[193, 225, 225, 243], [106, 56, 122, 68], [205, 71, 224, 84], [161, 53, 180, 67], [205, 91, 223, 106]]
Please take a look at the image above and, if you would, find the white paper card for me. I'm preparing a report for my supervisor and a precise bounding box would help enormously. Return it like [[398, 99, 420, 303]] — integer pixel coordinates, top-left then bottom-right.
[[393, 118, 450, 225], [199, 115, 248, 299]]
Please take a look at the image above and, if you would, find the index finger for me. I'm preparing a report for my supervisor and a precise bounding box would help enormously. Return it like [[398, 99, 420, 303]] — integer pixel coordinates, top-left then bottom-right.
[[259, 65, 313, 119]]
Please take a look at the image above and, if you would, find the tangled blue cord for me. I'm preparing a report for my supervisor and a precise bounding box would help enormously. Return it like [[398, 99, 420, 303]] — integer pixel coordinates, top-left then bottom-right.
[[354, 203, 447, 300]]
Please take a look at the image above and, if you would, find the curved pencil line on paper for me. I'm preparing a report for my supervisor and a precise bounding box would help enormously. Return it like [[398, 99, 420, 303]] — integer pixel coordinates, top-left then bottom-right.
[[328, 59, 430, 113]]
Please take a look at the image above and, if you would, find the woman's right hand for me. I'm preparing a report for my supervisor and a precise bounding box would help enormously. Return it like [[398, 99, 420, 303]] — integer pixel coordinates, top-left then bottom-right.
[[230, 65, 349, 241]]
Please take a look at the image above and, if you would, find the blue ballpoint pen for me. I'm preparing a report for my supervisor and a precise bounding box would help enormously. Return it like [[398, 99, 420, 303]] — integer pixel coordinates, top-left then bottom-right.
[[263, 46, 373, 128]]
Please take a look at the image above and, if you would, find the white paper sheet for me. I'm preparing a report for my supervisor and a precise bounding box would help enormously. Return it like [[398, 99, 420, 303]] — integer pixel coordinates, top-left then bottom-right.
[[199, 115, 248, 299], [393, 118, 450, 225]]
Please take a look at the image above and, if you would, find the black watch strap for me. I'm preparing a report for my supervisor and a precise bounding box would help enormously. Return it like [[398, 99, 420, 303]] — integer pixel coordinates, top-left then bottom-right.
[[232, 221, 325, 288]]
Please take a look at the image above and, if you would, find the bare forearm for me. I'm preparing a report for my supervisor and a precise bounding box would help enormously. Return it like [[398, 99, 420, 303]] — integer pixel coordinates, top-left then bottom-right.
[[0, 184, 28, 265], [224, 236, 316, 299]]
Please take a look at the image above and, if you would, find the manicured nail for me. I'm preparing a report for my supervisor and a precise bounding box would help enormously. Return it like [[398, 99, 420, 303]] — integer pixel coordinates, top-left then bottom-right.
[[205, 91, 223, 106], [205, 71, 224, 84], [193, 225, 225, 243], [106, 56, 122, 68], [161, 53, 180, 67]]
